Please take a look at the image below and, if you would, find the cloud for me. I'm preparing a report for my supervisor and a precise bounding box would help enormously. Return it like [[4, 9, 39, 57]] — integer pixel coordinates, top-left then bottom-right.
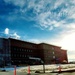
[[12, 32, 20, 39], [4, 28, 20, 39], [3, 0, 75, 31], [4, 28, 9, 35], [4, 0, 26, 8]]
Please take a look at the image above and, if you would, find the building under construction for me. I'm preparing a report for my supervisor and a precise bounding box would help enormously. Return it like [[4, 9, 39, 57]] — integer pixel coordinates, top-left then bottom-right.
[[0, 38, 68, 66]]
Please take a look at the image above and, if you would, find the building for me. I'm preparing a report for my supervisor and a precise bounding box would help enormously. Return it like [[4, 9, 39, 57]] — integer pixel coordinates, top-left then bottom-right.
[[0, 38, 68, 66], [37, 43, 68, 64]]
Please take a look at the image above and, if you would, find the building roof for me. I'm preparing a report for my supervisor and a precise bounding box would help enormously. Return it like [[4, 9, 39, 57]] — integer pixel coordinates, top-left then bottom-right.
[[39, 43, 61, 48], [9, 38, 38, 45], [0, 37, 63, 49]]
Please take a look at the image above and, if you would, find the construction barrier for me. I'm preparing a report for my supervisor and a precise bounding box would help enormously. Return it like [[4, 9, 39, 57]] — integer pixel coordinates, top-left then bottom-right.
[[58, 65, 61, 73], [14, 66, 16, 75], [27, 65, 31, 75]]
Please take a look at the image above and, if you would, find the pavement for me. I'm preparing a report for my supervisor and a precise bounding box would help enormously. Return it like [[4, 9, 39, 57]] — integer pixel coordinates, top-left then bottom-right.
[[0, 71, 75, 75]]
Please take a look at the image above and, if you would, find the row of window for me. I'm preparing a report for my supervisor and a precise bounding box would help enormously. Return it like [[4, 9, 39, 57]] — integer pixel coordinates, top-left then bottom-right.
[[53, 52, 55, 54], [46, 55, 55, 58], [52, 47, 54, 50], [0, 54, 10, 56], [45, 51, 55, 54], [11, 54, 32, 58], [12, 47, 33, 52], [11, 60, 29, 63]]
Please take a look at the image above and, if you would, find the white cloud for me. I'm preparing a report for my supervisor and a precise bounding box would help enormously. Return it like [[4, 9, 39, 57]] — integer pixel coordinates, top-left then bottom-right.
[[4, 28, 9, 35], [49, 26, 53, 30], [4, 0, 75, 31], [4, 28, 20, 39], [31, 0, 75, 30], [54, 0, 64, 9], [11, 32, 20, 39], [66, 23, 75, 29], [37, 12, 51, 28], [4, 0, 26, 8]]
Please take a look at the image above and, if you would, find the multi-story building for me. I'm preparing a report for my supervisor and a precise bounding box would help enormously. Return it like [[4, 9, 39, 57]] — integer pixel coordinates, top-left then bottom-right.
[[0, 38, 68, 66], [38, 43, 68, 64]]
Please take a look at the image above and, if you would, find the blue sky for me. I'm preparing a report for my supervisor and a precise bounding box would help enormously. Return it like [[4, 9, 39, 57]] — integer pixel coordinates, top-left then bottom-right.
[[0, 0, 75, 62]]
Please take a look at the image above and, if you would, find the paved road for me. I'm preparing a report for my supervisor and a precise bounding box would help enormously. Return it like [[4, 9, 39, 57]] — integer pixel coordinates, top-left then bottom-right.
[[0, 71, 75, 75]]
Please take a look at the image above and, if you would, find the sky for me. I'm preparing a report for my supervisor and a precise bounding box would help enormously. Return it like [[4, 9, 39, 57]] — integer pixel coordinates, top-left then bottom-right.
[[0, 0, 75, 62]]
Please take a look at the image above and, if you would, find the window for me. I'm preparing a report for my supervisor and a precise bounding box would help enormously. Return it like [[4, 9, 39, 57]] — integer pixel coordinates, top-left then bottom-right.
[[53, 56, 55, 59], [22, 55, 24, 57], [25, 49, 26, 52], [30, 50, 32, 52], [25, 55, 26, 57], [20, 54, 21, 57], [22, 49, 24, 51], [14, 48, 16, 50], [27, 50, 28, 52], [52, 47, 54, 50], [53, 52, 55, 54]]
